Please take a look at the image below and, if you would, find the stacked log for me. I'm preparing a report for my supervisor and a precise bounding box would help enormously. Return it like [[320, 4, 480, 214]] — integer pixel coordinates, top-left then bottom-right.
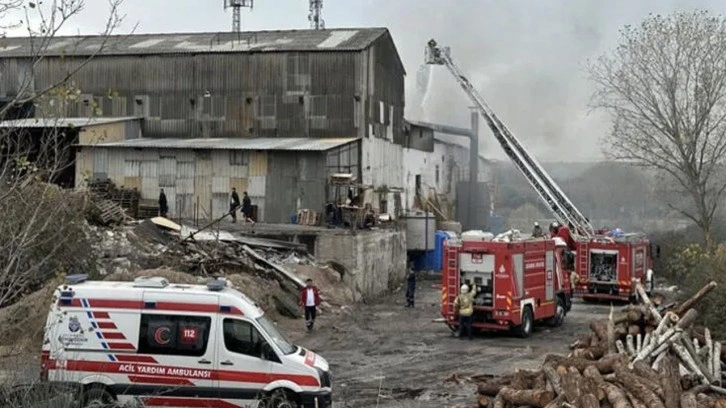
[[474, 281, 726, 408]]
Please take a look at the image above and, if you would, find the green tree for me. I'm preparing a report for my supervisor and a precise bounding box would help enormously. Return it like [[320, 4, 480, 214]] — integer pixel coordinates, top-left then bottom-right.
[[588, 11, 726, 250]]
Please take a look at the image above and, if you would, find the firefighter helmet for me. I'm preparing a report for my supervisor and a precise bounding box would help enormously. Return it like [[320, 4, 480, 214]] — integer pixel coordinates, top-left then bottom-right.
[[460, 284, 469, 293]]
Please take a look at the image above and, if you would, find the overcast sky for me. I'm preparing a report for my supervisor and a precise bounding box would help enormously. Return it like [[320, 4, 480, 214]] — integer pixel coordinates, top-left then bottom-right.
[[9, 0, 726, 161]]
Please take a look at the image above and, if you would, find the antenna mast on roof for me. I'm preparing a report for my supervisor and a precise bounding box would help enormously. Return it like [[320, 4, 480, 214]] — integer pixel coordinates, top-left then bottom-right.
[[309, 0, 324, 30], [224, 0, 254, 33]]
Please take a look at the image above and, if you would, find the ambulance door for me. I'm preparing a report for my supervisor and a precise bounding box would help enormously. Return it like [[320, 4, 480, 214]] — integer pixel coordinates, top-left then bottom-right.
[[216, 317, 273, 405], [138, 291, 216, 400]]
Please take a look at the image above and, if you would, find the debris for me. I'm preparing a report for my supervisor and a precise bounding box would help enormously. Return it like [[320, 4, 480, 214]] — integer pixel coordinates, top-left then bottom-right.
[[471, 281, 725, 407], [89, 199, 127, 225]]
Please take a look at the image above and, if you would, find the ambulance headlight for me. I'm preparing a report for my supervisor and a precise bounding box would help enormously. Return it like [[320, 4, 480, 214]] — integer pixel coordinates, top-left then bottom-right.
[[316, 367, 331, 388]]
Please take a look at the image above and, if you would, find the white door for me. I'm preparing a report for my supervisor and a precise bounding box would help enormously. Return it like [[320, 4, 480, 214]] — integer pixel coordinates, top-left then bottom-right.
[[216, 317, 274, 406], [136, 291, 217, 407]]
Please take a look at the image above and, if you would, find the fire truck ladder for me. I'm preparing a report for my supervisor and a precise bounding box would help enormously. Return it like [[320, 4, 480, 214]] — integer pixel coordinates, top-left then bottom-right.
[[424, 39, 594, 237], [445, 244, 460, 315]]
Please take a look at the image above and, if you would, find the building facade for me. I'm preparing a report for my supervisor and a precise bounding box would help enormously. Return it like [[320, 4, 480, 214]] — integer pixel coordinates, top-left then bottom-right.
[[0, 28, 406, 218]]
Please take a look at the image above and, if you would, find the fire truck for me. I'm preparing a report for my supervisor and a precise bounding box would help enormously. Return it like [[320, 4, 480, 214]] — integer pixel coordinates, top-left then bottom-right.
[[441, 233, 573, 338], [425, 39, 655, 304], [574, 233, 653, 302]]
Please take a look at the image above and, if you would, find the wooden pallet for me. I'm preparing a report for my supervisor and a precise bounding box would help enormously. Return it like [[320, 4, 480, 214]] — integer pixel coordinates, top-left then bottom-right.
[[296, 209, 320, 226]]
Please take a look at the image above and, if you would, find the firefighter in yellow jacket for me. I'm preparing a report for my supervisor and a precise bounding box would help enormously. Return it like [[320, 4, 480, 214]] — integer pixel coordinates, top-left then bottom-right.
[[454, 284, 476, 340]]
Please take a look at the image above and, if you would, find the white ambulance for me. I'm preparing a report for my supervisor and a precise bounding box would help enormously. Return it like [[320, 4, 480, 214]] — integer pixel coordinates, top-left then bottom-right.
[[41, 275, 332, 408]]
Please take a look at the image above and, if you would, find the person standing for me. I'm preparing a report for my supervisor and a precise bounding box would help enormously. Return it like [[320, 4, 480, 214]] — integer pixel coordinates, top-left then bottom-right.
[[405, 262, 416, 308], [241, 191, 252, 222], [532, 222, 542, 237], [230, 188, 241, 223], [453, 284, 476, 340], [158, 189, 168, 218], [299, 278, 321, 332]]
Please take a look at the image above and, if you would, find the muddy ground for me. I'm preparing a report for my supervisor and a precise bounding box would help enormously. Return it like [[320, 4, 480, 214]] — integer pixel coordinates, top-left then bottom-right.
[[285, 276, 610, 408]]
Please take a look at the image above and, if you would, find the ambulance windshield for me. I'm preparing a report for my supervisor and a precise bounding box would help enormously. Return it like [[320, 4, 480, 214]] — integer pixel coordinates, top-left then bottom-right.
[[257, 316, 296, 355]]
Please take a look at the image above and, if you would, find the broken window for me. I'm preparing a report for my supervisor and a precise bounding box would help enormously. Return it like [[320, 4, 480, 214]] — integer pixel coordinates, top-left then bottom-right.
[[229, 151, 249, 166], [258, 95, 276, 119], [286, 53, 310, 93]]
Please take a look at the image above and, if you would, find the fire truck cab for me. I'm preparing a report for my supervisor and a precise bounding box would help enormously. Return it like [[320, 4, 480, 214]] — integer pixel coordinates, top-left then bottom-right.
[[573, 233, 654, 302], [441, 233, 573, 338], [41, 275, 332, 408]]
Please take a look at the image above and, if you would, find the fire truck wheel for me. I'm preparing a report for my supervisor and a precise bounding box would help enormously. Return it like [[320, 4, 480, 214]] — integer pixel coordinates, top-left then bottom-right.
[[516, 307, 534, 338], [266, 389, 301, 408], [547, 298, 565, 327], [81, 385, 115, 408]]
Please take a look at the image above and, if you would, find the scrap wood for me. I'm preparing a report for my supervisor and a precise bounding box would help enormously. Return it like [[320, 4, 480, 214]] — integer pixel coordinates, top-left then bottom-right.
[[471, 281, 726, 408]]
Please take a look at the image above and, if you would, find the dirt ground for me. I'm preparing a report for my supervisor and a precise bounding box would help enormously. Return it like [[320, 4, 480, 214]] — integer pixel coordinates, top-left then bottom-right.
[[284, 276, 610, 408]]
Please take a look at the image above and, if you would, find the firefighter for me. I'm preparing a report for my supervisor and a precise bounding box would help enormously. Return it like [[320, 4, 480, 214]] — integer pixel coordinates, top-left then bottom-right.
[[532, 222, 543, 237], [454, 284, 476, 340], [405, 262, 416, 308], [549, 222, 560, 238]]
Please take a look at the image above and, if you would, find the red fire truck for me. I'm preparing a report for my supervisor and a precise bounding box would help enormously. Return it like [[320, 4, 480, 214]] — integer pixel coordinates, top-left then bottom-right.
[[573, 233, 654, 302], [441, 235, 573, 338]]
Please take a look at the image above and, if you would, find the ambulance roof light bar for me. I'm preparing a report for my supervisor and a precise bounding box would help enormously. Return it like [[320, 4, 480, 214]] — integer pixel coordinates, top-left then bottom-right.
[[65, 274, 89, 285], [207, 277, 227, 292], [133, 276, 169, 288]]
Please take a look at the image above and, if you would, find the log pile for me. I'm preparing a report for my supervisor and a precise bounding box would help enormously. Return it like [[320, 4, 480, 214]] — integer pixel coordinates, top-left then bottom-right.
[[475, 281, 726, 408]]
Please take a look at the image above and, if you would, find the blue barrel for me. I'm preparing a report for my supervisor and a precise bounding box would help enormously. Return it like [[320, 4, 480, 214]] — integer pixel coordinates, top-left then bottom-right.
[[290, 214, 298, 224]]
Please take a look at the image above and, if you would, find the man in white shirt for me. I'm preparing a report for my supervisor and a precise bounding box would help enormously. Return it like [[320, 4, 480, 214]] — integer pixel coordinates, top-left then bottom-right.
[[299, 278, 321, 331]]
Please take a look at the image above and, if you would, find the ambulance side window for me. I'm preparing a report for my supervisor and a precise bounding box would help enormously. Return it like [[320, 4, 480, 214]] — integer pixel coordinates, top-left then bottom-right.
[[138, 314, 211, 357], [223, 318, 266, 359]]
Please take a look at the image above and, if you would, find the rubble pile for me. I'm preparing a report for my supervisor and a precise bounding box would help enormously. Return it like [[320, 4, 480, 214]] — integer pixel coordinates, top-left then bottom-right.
[[474, 282, 726, 408]]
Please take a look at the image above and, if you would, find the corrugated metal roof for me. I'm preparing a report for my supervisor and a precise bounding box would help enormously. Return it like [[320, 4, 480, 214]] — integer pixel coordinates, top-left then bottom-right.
[[0, 116, 141, 128], [0, 28, 389, 57], [80, 137, 359, 152]]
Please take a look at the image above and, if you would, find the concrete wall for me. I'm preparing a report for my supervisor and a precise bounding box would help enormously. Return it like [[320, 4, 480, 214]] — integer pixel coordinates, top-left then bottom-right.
[[314, 229, 407, 301], [361, 136, 404, 217]]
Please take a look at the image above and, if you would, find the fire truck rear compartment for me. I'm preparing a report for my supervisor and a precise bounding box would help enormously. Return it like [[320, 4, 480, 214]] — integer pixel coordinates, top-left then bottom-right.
[[588, 251, 618, 293]]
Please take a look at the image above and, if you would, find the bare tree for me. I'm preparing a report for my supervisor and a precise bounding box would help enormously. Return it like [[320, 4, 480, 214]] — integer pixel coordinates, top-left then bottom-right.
[[588, 10, 726, 249], [0, 0, 125, 308]]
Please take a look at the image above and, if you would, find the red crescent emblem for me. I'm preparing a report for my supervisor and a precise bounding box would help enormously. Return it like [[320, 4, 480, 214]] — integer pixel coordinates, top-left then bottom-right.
[[154, 327, 171, 345]]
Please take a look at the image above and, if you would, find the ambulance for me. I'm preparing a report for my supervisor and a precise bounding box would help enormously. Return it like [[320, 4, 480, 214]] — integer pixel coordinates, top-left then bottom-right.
[[40, 275, 332, 408]]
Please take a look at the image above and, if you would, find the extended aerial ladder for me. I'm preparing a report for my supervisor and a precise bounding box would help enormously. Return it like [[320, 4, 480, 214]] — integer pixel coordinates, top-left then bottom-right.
[[424, 39, 595, 237]]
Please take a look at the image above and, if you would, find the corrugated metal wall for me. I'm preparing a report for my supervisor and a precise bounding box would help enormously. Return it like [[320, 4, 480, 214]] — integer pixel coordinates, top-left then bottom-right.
[[2, 46, 405, 141], [76, 147, 332, 222]]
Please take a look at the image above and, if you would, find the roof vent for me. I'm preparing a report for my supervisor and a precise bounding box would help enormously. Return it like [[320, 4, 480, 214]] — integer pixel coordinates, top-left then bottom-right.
[[65, 274, 89, 285], [133, 276, 169, 288], [206, 277, 227, 292]]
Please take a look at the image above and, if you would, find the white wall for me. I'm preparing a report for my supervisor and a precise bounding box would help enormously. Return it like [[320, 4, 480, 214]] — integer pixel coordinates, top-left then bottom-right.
[[361, 137, 404, 217]]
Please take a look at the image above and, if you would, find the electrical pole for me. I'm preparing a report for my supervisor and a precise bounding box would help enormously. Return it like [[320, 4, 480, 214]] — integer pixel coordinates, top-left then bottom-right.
[[309, 0, 324, 30], [224, 0, 254, 33]]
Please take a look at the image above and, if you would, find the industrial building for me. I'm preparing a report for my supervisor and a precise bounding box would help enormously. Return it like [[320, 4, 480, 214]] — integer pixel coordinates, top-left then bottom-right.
[[0, 28, 406, 220]]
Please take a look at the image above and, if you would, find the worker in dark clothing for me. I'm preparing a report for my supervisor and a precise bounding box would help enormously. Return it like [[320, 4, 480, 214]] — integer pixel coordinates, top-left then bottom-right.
[[230, 188, 241, 223], [405, 262, 416, 308], [532, 222, 543, 237], [158, 189, 168, 218], [241, 191, 252, 222]]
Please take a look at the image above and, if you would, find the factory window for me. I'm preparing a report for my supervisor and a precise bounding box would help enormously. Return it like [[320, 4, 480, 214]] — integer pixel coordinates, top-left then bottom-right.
[[309, 95, 327, 118], [229, 151, 249, 166], [435, 165, 440, 184], [286, 53, 310, 93], [258, 95, 276, 119], [379, 101, 385, 124]]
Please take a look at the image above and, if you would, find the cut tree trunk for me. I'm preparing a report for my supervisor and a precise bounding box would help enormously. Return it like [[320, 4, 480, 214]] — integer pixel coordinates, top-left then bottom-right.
[[615, 368, 666, 408], [577, 393, 600, 408], [545, 353, 627, 374], [477, 381, 506, 397], [591, 319, 609, 342], [602, 383, 633, 408], [658, 355, 682, 408], [498, 387, 555, 407], [680, 392, 697, 408], [542, 364, 563, 396], [674, 281, 718, 317], [561, 367, 583, 403]]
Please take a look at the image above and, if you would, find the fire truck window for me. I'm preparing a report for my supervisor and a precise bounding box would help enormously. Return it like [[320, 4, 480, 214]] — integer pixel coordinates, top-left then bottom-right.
[[223, 319, 265, 358], [137, 314, 211, 357]]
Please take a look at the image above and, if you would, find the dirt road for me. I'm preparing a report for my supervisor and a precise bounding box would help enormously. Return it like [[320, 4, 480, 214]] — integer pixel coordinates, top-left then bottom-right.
[[287, 277, 610, 408]]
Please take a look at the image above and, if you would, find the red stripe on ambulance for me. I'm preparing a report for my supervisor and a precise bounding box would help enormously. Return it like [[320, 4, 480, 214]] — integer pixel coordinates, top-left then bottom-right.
[[115, 355, 158, 363], [96, 322, 117, 329], [48, 360, 319, 386], [128, 375, 194, 386], [100, 332, 126, 340], [142, 397, 239, 408]]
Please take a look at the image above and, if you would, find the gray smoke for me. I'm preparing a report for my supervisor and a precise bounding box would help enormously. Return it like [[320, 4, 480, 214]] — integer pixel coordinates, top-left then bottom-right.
[[371, 0, 726, 162]]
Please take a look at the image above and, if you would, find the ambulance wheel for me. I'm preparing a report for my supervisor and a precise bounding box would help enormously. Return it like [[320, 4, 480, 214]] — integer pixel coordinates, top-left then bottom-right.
[[547, 298, 566, 327], [266, 389, 301, 408], [516, 307, 534, 338], [81, 385, 115, 407]]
